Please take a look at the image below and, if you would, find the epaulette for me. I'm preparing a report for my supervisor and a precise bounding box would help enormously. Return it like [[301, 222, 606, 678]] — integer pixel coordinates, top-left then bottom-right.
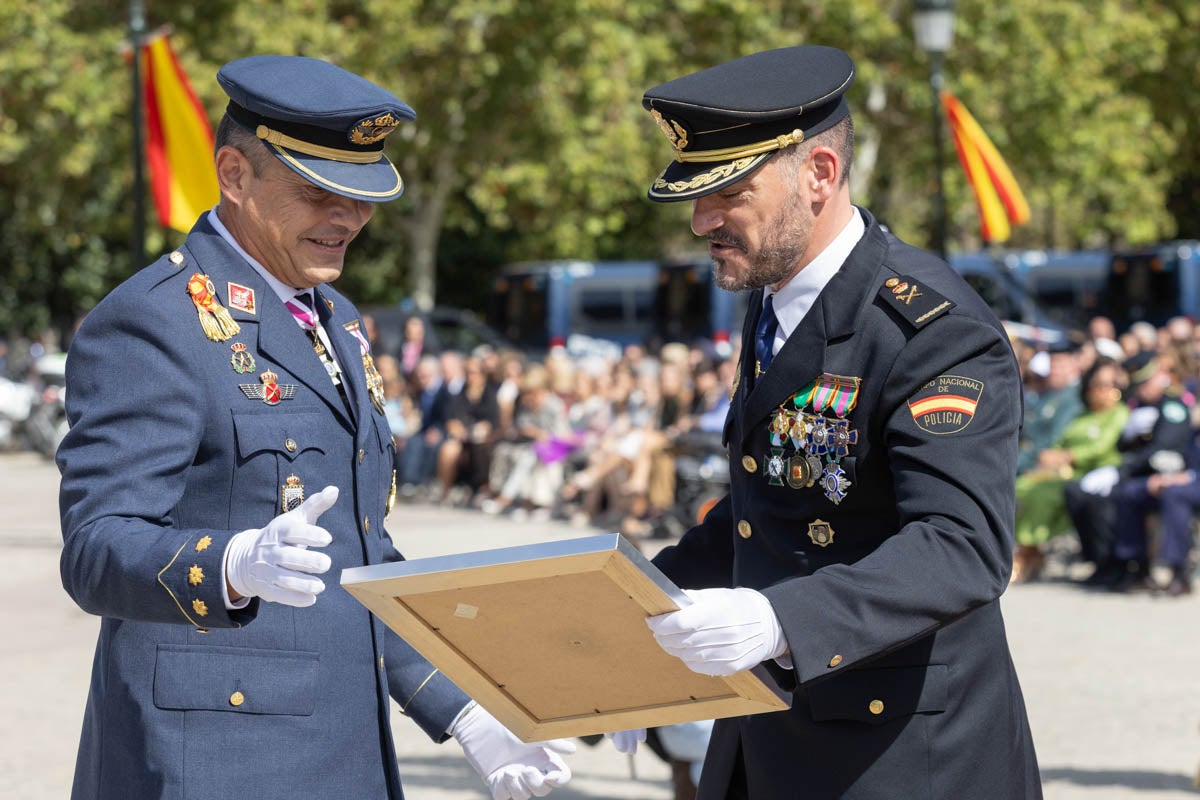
[[878, 275, 955, 330]]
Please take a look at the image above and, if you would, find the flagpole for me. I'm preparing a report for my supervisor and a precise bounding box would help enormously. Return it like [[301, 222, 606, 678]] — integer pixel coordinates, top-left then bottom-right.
[[130, 0, 146, 271], [929, 52, 947, 260]]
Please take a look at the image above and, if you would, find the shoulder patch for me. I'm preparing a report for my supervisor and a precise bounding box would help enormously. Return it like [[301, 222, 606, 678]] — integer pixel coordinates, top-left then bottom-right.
[[878, 275, 955, 329], [907, 374, 984, 434]]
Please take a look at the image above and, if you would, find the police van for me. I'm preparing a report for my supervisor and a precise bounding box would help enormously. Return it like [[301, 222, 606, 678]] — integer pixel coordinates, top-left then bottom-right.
[[948, 251, 1073, 345], [488, 260, 658, 352]]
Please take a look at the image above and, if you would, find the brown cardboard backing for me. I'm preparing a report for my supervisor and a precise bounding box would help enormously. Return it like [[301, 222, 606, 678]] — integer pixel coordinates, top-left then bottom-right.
[[342, 534, 790, 741]]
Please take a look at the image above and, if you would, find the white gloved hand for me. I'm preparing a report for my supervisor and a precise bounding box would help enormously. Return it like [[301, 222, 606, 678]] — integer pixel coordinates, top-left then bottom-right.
[[646, 587, 787, 677], [451, 703, 575, 800], [1079, 465, 1120, 497], [224, 485, 338, 607], [1124, 406, 1160, 438], [606, 729, 646, 754]]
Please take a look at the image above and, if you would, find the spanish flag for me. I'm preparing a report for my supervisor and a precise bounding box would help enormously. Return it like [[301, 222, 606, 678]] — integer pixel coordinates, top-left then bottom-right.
[[940, 90, 1029, 243], [140, 34, 218, 232]]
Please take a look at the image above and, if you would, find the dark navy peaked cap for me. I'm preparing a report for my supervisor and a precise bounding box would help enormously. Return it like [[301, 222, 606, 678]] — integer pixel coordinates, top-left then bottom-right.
[[642, 46, 855, 202], [217, 55, 415, 203]]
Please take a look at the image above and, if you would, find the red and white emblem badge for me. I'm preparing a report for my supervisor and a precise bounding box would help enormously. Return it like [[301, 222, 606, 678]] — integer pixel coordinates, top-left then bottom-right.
[[227, 282, 256, 315], [239, 370, 297, 405]]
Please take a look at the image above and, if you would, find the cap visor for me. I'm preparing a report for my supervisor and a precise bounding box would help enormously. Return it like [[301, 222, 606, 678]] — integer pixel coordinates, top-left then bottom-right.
[[647, 153, 772, 202], [266, 142, 404, 202]]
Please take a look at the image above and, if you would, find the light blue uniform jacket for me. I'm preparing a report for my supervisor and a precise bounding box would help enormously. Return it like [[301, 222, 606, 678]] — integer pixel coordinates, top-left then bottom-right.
[[58, 214, 470, 800]]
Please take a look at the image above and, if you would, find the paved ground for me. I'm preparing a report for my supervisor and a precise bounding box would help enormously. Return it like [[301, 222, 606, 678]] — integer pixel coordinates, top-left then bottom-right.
[[2, 450, 1197, 799]]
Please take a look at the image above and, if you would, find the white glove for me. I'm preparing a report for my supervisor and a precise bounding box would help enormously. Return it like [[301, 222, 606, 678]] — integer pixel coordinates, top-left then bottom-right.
[[224, 485, 338, 607], [606, 728, 646, 754], [1124, 406, 1160, 438], [451, 703, 575, 800], [1079, 465, 1120, 497], [646, 587, 787, 677]]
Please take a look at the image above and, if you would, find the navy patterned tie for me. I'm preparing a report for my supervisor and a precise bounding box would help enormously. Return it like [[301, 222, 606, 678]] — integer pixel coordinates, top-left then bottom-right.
[[754, 293, 779, 379]]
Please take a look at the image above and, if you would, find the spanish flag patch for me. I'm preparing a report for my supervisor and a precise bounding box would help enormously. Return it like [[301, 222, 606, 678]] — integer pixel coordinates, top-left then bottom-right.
[[907, 375, 984, 435]]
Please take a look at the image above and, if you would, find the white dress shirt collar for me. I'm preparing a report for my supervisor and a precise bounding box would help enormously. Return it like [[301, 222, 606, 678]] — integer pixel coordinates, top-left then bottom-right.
[[765, 207, 866, 352], [207, 207, 309, 307]]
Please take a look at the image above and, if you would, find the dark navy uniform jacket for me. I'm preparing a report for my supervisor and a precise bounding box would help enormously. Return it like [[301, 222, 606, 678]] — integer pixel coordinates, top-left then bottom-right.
[[653, 211, 1042, 800], [58, 214, 469, 800]]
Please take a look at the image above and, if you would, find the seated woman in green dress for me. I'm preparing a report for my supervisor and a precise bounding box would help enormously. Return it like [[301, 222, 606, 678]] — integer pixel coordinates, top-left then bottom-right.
[[1012, 358, 1129, 583]]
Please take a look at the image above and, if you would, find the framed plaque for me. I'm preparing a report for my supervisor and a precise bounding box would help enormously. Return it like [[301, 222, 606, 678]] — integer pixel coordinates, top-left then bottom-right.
[[342, 533, 790, 742]]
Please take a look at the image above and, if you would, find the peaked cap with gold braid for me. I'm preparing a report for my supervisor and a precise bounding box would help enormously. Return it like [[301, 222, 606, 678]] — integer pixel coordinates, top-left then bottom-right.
[[642, 45, 855, 202], [218, 55, 415, 203]]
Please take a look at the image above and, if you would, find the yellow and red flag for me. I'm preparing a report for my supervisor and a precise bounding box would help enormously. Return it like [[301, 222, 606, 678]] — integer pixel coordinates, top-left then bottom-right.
[[140, 34, 218, 232], [940, 90, 1029, 243]]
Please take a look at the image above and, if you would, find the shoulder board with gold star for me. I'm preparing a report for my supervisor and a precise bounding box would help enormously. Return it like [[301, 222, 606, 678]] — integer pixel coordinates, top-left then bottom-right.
[[878, 275, 955, 330]]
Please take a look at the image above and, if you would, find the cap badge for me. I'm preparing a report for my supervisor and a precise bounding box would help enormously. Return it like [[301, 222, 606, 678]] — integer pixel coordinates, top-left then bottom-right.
[[240, 370, 297, 405], [282, 475, 305, 512], [187, 273, 241, 343], [651, 109, 689, 151], [349, 112, 400, 145]]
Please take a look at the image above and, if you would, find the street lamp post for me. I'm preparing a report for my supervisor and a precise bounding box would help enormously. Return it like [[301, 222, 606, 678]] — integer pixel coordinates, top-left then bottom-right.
[[913, 0, 956, 261]]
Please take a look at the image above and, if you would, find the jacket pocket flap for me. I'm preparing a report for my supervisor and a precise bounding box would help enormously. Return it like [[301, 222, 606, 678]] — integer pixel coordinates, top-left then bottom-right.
[[154, 644, 318, 715], [808, 664, 947, 725], [233, 413, 326, 461]]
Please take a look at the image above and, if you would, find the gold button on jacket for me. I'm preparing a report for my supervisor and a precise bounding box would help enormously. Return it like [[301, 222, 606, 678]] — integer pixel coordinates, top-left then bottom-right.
[[869, 699, 884, 715], [828, 654, 843, 668], [229, 691, 245, 707], [741, 455, 757, 473], [737, 520, 752, 539]]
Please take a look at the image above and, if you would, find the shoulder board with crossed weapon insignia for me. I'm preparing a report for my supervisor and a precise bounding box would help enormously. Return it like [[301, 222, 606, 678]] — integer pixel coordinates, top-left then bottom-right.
[[878, 275, 955, 330]]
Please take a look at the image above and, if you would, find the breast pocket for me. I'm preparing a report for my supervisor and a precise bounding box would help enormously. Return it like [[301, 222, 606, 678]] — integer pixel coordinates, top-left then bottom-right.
[[232, 412, 328, 516], [153, 644, 318, 715], [807, 664, 947, 726]]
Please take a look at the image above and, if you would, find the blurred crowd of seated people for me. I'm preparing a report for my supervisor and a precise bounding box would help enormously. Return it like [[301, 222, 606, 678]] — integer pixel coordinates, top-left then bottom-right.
[[369, 309, 1199, 598], [369, 328, 736, 541], [1011, 314, 1200, 596]]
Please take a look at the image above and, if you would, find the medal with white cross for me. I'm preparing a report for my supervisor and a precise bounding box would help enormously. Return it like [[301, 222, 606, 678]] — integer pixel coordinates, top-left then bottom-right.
[[763, 448, 787, 486]]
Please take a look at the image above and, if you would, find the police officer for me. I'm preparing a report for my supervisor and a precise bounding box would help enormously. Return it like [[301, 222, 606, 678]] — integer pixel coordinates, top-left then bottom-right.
[[608, 46, 1041, 799], [1077, 351, 1195, 590], [57, 56, 572, 800]]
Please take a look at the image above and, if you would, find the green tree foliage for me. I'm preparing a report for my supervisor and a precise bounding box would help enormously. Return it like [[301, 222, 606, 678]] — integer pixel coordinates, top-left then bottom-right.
[[0, 0, 1193, 340]]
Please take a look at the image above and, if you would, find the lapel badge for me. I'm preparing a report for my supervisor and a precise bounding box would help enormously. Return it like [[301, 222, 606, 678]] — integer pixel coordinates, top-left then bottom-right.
[[820, 462, 852, 505], [230, 342, 256, 374], [807, 519, 835, 547], [763, 447, 787, 486], [226, 282, 256, 315], [240, 370, 297, 405], [282, 475, 305, 512], [186, 272, 241, 342], [729, 358, 741, 402]]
